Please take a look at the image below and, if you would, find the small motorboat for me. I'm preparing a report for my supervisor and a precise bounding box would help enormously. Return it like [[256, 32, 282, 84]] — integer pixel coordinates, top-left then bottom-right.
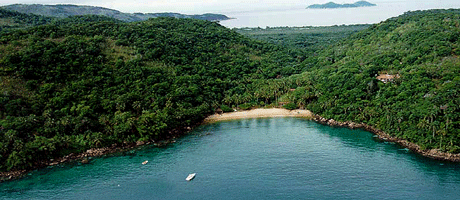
[[186, 173, 196, 181], [142, 160, 148, 165]]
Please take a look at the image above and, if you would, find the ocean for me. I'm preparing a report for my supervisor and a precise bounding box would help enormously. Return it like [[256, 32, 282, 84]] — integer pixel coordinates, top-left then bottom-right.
[[2, 118, 460, 199], [219, 0, 460, 28]]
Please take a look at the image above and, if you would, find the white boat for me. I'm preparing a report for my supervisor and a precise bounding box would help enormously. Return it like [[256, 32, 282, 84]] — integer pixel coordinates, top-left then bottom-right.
[[186, 173, 196, 181], [142, 160, 148, 165]]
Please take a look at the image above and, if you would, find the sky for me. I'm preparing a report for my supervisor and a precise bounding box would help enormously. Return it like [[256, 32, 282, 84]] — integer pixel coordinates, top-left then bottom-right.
[[0, 0, 455, 14], [0, 0, 406, 14]]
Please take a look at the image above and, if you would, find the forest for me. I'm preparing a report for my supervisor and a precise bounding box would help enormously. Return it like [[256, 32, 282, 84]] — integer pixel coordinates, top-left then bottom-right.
[[235, 25, 370, 61], [303, 9, 460, 152], [228, 9, 460, 153], [0, 9, 303, 172], [0, 8, 459, 173]]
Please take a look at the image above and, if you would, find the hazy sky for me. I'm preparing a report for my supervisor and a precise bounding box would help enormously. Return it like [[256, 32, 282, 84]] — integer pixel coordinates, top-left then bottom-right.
[[0, 0, 453, 14]]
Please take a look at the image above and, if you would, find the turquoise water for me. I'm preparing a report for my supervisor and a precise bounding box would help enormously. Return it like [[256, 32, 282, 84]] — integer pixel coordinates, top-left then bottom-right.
[[2, 117, 460, 199]]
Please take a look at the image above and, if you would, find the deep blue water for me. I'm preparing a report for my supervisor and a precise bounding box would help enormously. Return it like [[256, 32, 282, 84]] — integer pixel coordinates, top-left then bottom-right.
[[2, 117, 460, 199]]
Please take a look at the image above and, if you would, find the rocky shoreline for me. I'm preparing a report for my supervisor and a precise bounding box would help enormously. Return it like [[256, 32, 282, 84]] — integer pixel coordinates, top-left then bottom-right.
[[0, 126, 192, 182], [3, 112, 459, 182], [313, 115, 460, 162], [0, 141, 151, 182]]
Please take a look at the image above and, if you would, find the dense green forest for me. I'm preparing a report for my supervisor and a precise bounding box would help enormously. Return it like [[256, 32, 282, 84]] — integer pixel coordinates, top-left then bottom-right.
[[304, 9, 460, 152], [0, 8, 54, 32], [230, 9, 460, 153], [0, 13, 303, 171], [0, 8, 127, 33], [235, 25, 370, 58], [1, 7, 459, 174]]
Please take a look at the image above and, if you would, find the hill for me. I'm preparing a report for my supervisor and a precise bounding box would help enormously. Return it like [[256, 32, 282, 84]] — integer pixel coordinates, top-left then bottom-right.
[[0, 17, 301, 174], [0, 8, 53, 32], [307, 1, 376, 9], [0, 8, 125, 33], [222, 9, 460, 159], [1, 6, 460, 179], [293, 9, 460, 154], [1, 4, 230, 22], [235, 25, 370, 57]]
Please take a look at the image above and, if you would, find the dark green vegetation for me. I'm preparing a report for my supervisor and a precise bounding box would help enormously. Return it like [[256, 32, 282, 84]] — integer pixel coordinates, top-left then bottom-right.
[[307, 1, 376, 9], [235, 25, 370, 57], [0, 8, 53, 32], [2, 4, 230, 22], [0, 8, 123, 33], [233, 9, 460, 154], [1, 7, 459, 174], [304, 9, 460, 152], [0, 13, 302, 172]]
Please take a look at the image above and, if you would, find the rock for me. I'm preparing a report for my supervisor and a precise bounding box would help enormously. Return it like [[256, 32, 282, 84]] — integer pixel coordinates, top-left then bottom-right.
[[81, 158, 90, 164]]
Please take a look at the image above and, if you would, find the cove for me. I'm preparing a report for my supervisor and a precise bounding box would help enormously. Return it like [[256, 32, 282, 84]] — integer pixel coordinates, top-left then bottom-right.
[[2, 117, 460, 199]]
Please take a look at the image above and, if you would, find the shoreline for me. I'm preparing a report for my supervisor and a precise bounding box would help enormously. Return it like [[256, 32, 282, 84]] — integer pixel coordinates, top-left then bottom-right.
[[0, 142, 151, 182], [203, 108, 313, 123], [2, 108, 459, 181], [0, 108, 313, 182], [204, 108, 460, 162], [0, 127, 189, 182], [313, 116, 460, 162]]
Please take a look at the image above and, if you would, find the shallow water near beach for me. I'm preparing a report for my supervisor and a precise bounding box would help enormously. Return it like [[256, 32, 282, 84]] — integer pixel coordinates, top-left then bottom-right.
[[2, 117, 460, 199]]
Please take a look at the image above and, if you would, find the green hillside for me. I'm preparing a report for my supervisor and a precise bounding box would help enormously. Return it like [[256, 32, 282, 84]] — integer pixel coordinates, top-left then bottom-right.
[[2, 4, 230, 22], [296, 9, 460, 152], [0, 17, 300, 172], [235, 25, 370, 58], [1, 7, 459, 176], [0, 8, 53, 32], [224, 9, 460, 154]]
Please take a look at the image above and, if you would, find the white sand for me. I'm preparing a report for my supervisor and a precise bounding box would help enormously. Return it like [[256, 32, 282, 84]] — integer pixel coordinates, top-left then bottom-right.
[[203, 108, 313, 123]]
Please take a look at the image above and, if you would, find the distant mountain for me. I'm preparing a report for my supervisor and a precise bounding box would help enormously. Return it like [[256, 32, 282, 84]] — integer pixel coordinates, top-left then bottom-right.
[[307, 1, 376, 9], [1, 4, 230, 22], [0, 8, 53, 31]]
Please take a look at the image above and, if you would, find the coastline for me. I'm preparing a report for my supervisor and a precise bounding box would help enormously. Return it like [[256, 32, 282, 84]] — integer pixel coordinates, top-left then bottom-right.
[[203, 108, 313, 123], [0, 142, 150, 182], [204, 108, 460, 162], [313, 116, 460, 162], [1, 108, 313, 182], [3, 108, 459, 182], [0, 128, 188, 182]]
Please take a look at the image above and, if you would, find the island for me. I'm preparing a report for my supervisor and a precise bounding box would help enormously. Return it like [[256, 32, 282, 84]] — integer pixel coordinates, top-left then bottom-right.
[[307, 1, 376, 9]]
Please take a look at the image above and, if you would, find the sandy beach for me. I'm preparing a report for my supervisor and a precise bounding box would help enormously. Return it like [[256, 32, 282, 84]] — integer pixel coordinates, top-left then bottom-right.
[[203, 108, 313, 123]]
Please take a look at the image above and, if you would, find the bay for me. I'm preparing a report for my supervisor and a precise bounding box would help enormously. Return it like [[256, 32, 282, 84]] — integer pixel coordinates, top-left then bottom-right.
[[219, 0, 460, 28], [1, 117, 460, 199]]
